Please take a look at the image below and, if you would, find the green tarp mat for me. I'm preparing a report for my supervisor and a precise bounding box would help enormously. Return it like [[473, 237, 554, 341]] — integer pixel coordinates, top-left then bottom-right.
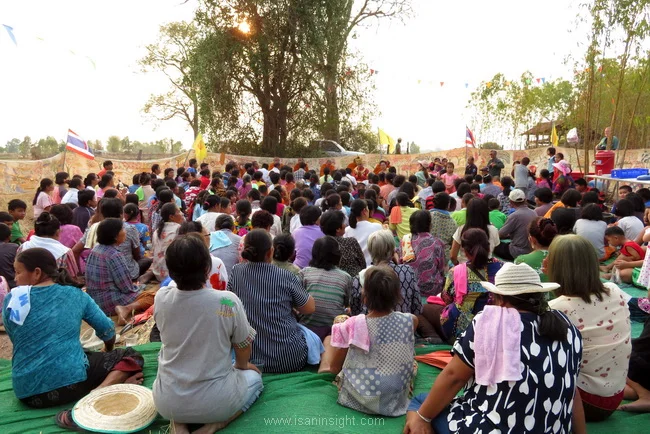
[[1, 340, 649, 433]]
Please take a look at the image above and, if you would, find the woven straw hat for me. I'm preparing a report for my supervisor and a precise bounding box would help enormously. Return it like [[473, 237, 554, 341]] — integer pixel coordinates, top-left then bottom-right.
[[72, 384, 157, 433], [480, 263, 559, 295]]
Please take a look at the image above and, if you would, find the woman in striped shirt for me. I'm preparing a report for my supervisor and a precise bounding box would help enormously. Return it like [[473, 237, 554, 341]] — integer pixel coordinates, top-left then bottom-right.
[[299, 236, 353, 341], [228, 229, 320, 373]]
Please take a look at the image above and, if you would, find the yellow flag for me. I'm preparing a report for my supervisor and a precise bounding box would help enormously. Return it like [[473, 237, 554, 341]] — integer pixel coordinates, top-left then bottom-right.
[[193, 133, 207, 161], [378, 128, 396, 154], [551, 125, 559, 146]]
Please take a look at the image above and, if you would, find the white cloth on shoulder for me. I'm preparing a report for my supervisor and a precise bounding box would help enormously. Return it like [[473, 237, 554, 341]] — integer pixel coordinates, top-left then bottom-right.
[[6, 285, 32, 326], [473, 305, 523, 386]]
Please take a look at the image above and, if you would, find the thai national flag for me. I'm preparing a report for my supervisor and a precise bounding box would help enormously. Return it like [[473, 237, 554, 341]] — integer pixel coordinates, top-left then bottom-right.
[[465, 126, 476, 148], [66, 129, 94, 160]]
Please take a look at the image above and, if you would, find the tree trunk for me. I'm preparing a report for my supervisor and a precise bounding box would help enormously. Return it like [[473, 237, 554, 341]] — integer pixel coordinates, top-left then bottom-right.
[[262, 106, 280, 155], [278, 104, 289, 153], [192, 102, 199, 139], [323, 69, 340, 142]]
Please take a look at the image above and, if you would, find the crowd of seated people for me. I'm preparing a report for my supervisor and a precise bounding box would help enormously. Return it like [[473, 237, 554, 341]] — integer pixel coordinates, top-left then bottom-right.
[[1, 148, 650, 432]]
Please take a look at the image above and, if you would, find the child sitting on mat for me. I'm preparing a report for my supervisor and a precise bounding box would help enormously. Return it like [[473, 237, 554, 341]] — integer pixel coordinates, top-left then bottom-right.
[[601, 226, 646, 278], [319, 265, 417, 416]]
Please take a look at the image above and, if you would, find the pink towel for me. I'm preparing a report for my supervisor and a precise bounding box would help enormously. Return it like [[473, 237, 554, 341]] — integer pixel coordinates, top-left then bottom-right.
[[474, 306, 522, 386], [453, 263, 468, 304], [426, 295, 446, 306], [331, 315, 370, 352]]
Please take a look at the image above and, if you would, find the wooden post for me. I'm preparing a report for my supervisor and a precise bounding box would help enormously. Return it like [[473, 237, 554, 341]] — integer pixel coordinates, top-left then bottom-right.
[[61, 129, 69, 172]]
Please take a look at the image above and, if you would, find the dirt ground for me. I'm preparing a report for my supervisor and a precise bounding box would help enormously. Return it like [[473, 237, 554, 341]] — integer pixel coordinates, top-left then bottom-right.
[[0, 332, 11, 359], [0, 193, 37, 360]]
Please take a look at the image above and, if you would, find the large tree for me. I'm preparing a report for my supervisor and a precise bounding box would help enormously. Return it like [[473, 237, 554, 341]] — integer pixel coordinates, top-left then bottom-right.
[[302, 0, 410, 142], [106, 135, 122, 153], [139, 21, 201, 139], [2, 138, 20, 153], [192, 0, 316, 155]]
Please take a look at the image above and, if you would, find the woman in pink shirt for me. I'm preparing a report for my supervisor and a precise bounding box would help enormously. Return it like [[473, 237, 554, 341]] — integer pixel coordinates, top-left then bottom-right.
[[440, 163, 460, 194], [50, 204, 84, 249], [33, 178, 55, 220]]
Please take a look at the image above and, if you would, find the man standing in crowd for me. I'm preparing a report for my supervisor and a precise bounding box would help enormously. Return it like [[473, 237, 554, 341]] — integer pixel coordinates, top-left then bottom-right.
[[487, 150, 505, 178], [465, 156, 477, 176], [186, 158, 198, 175], [547, 147, 557, 173]]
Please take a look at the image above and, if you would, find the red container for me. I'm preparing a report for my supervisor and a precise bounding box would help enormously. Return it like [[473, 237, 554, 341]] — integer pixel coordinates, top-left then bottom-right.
[[594, 151, 615, 175]]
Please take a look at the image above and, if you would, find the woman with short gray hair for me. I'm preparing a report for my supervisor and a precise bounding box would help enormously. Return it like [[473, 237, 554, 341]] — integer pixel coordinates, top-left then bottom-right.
[[349, 230, 422, 317], [209, 214, 242, 276], [368, 229, 396, 264]]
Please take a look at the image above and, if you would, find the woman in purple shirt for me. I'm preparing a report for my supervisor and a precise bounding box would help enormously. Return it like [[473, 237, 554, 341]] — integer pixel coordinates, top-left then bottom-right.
[[292, 206, 325, 269]]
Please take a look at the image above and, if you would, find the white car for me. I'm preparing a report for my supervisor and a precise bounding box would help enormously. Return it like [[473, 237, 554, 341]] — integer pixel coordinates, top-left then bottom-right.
[[309, 140, 364, 157]]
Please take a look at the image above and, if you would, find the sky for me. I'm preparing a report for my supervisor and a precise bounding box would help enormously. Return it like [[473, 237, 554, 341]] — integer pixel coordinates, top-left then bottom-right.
[[0, 0, 584, 151]]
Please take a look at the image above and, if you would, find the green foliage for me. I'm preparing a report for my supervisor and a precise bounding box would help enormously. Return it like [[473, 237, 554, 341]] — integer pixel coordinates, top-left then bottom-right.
[[340, 122, 379, 154], [107, 135, 122, 153], [409, 142, 421, 154], [120, 137, 133, 154], [479, 142, 503, 150], [574, 0, 650, 162], [19, 136, 31, 157], [139, 21, 201, 138], [100, 136, 184, 155], [467, 73, 575, 149], [572, 56, 650, 150], [1, 138, 20, 153], [137, 1, 407, 156], [87, 139, 103, 152]]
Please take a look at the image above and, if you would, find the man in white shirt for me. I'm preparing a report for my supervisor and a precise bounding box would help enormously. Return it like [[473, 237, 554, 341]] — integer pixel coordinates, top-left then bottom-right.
[[61, 178, 84, 205], [344, 168, 358, 186], [450, 183, 471, 211], [259, 163, 271, 184]]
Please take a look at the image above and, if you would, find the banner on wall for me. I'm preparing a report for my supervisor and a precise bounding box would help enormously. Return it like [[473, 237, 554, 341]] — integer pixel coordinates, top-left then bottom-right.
[[1, 147, 649, 197]]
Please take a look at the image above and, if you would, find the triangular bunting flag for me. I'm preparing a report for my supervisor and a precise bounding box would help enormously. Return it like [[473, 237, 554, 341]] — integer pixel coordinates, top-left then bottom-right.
[[2, 24, 17, 46]]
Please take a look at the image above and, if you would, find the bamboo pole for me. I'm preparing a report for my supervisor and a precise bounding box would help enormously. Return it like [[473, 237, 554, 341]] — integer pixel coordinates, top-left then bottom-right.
[[619, 58, 650, 168]]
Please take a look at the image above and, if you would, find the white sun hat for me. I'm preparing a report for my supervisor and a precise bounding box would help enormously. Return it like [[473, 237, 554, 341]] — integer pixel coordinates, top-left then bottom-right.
[[480, 262, 559, 295], [72, 384, 157, 433]]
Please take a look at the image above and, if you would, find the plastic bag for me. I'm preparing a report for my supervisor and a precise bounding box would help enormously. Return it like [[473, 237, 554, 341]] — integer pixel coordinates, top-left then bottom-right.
[[611, 267, 622, 285], [567, 127, 580, 144]]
